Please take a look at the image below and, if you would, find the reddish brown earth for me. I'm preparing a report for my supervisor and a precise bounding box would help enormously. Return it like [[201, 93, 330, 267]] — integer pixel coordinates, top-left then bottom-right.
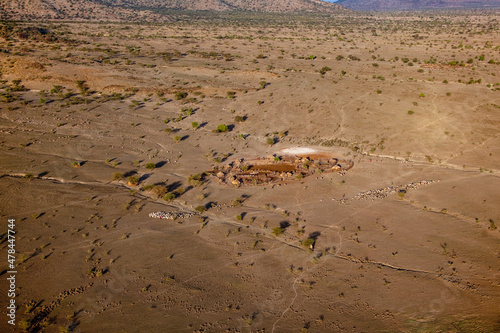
[[0, 15, 499, 333]]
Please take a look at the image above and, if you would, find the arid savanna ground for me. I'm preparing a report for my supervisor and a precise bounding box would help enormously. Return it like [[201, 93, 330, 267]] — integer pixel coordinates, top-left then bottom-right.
[[0, 12, 499, 332]]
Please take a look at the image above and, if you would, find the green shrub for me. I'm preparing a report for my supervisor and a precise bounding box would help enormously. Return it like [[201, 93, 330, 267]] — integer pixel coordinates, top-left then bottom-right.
[[152, 185, 167, 198], [18, 318, 32, 331], [141, 184, 155, 191], [112, 172, 124, 181], [195, 205, 206, 213], [271, 227, 284, 236], [301, 238, 315, 249], [174, 91, 188, 100], [216, 124, 229, 132], [127, 175, 139, 186], [319, 66, 331, 74], [188, 174, 203, 186], [163, 193, 176, 202], [145, 162, 156, 170]]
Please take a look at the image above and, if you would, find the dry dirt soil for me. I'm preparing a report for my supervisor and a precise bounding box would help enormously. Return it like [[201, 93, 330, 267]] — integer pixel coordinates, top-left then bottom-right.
[[0, 13, 499, 333]]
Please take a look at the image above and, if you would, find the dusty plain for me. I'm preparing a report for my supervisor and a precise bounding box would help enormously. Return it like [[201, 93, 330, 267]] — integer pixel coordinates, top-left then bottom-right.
[[0, 12, 499, 332]]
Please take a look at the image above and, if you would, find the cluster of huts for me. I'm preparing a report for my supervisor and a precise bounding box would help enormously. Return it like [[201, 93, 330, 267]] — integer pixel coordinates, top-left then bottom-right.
[[212, 154, 354, 187]]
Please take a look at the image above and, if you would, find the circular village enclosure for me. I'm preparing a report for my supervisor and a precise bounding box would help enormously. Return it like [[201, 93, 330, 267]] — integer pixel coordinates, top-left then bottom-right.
[[211, 148, 354, 187]]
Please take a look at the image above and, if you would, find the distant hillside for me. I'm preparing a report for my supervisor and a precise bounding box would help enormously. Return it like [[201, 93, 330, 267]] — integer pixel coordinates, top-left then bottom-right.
[[0, 0, 350, 21], [93, 0, 349, 13], [336, 0, 500, 11], [0, 0, 157, 21]]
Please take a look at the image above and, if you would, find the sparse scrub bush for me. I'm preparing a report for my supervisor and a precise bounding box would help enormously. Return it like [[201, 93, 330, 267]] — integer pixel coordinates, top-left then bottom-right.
[[216, 124, 229, 133], [127, 175, 139, 186], [144, 162, 156, 170], [76, 80, 89, 96], [271, 227, 284, 236], [163, 193, 176, 202], [188, 174, 204, 186], [319, 66, 331, 75], [195, 205, 206, 213], [301, 238, 315, 250], [151, 185, 167, 198], [112, 172, 124, 181], [175, 91, 188, 100]]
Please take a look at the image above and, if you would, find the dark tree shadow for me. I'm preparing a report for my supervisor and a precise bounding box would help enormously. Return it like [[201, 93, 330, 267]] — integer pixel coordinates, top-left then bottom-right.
[[167, 181, 182, 193], [197, 121, 208, 129], [155, 161, 167, 168], [205, 201, 218, 209], [308, 231, 321, 240], [221, 153, 232, 162], [279, 221, 290, 229], [123, 170, 138, 177], [139, 173, 151, 182], [182, 185, 194, 195]]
